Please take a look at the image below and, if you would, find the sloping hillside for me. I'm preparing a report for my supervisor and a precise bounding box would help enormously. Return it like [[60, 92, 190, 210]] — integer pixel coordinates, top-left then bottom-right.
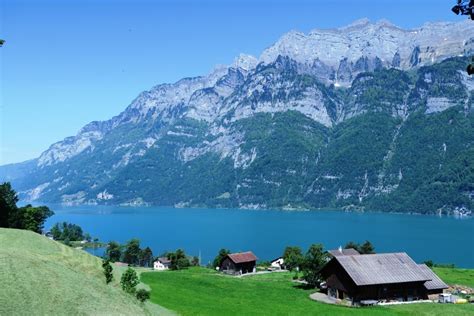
[[0, 228, 172, 315]]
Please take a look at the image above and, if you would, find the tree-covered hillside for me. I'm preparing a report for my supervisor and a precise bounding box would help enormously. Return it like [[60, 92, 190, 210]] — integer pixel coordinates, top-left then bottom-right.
[[1, 57, 473, 214]]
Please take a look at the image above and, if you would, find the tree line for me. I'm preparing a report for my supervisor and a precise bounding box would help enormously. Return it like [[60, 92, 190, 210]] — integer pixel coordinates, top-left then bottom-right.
[[0, 182, 53, 233], [105, 239, 199, 270]]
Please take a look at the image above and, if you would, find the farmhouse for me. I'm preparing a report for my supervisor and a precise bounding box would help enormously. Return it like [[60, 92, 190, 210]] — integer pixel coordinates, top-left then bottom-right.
[[220, 251, 257, 275], [153, 257, 171, 271], [319, 252, 448, 305]]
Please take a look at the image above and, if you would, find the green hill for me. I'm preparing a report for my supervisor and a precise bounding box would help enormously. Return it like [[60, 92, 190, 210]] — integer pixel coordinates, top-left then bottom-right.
[[0, 228, 172, 315]]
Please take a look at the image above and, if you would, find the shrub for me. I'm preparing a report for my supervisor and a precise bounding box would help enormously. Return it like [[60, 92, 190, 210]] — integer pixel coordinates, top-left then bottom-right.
[[136, 289, 151, 303], [120, 267, 139, 294]]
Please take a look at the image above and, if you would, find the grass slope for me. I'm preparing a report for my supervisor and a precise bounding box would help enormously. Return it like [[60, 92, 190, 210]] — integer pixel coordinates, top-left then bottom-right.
[[433, 267, 474, 288], [141, 267, 474, 316], [0, 228, 172, 315]]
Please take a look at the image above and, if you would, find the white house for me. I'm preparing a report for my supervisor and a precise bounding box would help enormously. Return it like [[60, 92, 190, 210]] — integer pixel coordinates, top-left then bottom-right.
[[270, 257, 285, 269], [153, 257, 171, 271]]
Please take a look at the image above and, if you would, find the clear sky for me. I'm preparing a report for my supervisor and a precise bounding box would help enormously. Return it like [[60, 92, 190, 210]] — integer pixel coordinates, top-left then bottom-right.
[[0, 0, 465, 165]]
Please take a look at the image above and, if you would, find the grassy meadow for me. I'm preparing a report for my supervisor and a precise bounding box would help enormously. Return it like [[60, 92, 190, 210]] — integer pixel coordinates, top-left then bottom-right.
[[433, 267, 474, 288], [0, 228, 173, 316], [141, 267, 474, 316]]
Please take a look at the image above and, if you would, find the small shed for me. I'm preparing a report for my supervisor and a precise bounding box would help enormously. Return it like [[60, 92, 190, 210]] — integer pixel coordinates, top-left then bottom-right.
[[153, 257, 171, 271], [220, 251, 257, 275]]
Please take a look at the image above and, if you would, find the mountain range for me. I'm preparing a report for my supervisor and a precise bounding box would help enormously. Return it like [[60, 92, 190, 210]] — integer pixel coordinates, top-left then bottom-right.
[[2, 19, 474, 214]]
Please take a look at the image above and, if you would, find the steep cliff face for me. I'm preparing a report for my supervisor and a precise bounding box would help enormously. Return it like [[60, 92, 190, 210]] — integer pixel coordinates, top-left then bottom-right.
[[260, 19, 474, 85], [1, 20, 473, 214]]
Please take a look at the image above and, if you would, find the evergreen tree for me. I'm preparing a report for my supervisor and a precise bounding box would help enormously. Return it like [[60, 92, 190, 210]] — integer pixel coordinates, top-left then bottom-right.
[[0, 182, 19, 228], [0, 183, 53, 232]]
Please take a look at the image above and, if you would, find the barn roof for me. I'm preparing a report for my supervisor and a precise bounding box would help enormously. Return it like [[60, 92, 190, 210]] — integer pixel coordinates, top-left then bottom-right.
[[333, 253, 430, 286], [418, 264, 449, 290], [328, 248, 360, 257], [227, 251, 257, 264]]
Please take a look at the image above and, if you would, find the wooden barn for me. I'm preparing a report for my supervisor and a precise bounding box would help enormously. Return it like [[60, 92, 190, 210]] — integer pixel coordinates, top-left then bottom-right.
[[220, 251, 257, 275], [319, 252, 448, 305]]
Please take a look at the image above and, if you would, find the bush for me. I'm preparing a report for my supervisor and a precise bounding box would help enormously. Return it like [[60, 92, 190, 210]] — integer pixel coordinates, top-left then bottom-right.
[[136, 289, 151, 303], [120, 267, 139, 294], [102, 259, 113, 284]]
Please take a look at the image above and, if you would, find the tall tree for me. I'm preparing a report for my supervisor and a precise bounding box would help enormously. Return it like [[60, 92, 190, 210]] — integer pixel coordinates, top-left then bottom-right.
[[139, 247, 154, 267], [282, 246, 303, 272], [0, 182, 19, 228], [123, 239, 141, 265], [106, 241, 122, 262], [302, 244, 328, 287], [212, 248, 230, 268], [0, 183, 53, 232]]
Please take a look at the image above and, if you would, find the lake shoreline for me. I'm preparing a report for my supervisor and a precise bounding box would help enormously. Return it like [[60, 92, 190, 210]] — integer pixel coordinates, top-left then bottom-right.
[[35, 200, 473, 219], [45, 205, 474, 268]]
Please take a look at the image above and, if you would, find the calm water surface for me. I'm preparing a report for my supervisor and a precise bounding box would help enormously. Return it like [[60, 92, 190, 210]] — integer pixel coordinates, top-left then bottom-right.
[[45, 205, 474, 268]]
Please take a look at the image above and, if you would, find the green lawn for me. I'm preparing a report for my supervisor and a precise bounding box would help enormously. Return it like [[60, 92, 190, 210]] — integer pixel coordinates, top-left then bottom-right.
[[0, 228, 173, 316], [433, 267, 474, 288], [141, 267, 474, 316]]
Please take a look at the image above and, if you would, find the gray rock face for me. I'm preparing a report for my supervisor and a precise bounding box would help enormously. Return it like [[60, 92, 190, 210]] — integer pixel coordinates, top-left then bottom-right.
[[260, 19, 474, 85], [32, 19, 474, 169], [2, 19, 474, 210]]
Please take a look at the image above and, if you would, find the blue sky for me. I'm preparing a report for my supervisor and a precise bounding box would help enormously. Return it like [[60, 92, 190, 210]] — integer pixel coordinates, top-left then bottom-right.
[[0, 0, 464, 165]]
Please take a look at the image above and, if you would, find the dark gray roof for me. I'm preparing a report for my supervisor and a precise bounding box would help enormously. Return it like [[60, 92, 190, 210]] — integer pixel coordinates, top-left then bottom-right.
[[334, 253, 430, 286], [418, 264, 449, 290], [328, 248, 360, 257], [157, 257, 171, 264]]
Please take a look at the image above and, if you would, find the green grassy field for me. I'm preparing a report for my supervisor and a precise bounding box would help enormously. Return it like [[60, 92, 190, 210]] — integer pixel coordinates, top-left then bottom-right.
[[141, 267, 474, 316], [433, 267, 474, 288], [0, 228, 173, 316]]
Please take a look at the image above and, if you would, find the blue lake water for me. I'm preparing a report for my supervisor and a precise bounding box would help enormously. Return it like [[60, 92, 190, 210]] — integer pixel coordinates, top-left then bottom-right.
[[44, 205, 474, 268]]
